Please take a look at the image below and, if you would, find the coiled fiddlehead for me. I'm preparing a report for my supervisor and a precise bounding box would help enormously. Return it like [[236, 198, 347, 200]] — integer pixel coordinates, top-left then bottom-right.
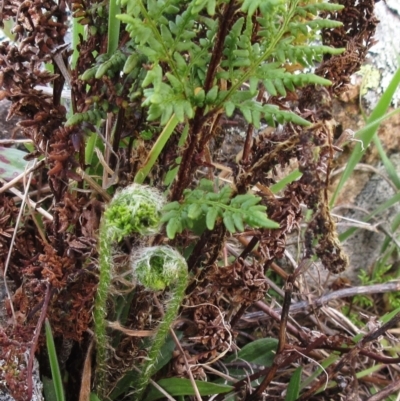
[[94, 184, 165, 393], [130, 245, 188, 400]]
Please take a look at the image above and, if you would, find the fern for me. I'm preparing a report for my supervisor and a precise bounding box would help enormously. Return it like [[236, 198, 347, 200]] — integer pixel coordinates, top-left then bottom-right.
[[273, 43, 344, 67], [95, 50, 127, 79], [65, 109, 105, 127], [161, 179, 279, 239], [68, 0, 347, 132], [72, 0, 348, 189], [141, 64, 195, 123]]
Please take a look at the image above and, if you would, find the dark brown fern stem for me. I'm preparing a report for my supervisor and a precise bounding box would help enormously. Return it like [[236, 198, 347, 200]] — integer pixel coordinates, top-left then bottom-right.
[[170, 2, 238, 201], [169, 112, 205, 201], [242, 87, 265, 166], [203, 1, 238, 92]]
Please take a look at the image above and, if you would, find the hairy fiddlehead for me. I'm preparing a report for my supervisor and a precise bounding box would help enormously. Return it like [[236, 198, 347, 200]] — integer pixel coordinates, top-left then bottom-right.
[[130, 245, 188, 400], [94, 184, 165, 391]]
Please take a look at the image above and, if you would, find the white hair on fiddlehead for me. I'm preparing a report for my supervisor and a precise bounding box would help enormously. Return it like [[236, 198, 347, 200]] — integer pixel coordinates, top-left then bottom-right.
[[104, 184, 165, 241]]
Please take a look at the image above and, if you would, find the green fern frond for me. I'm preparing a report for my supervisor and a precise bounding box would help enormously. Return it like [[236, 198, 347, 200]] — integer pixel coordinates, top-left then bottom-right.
[[296, 2, 344, 16], [161, 179, 279, 239], [112, 0, 345, 129], [95, 50, 127, 79], [65, 109, 105, 127]]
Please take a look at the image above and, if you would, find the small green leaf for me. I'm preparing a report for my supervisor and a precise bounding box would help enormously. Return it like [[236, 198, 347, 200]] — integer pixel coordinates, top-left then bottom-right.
[[232, 212, 245, 232], [166, 217, 182, 239], [173, 101, 185, 122], [249, 76, 258, 94], [206, 192, 220, 202], [115, 14, 136, 25], [225, 101, 235, 117], [223, 213, 236, 233], [199, 178, 214, 192], [264, 79, 277, 96], [206, 207, 219, 230], [274, 78, 287, 96], [219, 185, 233, 204], [187, 203, 203, 220], [160, 209, 179, 223], [194, 88, 205, 105], [225, 337, 278, 365], [248, 204, 267, 212], [252, 109, 261, 129], [166, 72, 183, 91], [285, 366, 302, 401], [206, 85, 219, 103], [162, 201, 181, 212], [206, 0, 216, 15], [231, 194, 254, 206], [123, 53, 140, 74], [241, 106, 252, 123], [241, 0, 260, 16], [246, 212, 280, 229], [80, 65, 98, 81], [241, 197, 261, 209]]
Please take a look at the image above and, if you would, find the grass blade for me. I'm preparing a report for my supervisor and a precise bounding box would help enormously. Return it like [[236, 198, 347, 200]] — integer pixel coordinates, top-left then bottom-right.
[[331, 66, 400, 206], [45, 319, 65, 401], [146, 378, 233, 401], [339, 190, 400, 242], [372, 134, 400, 189], [71, 16, 84, 69], [285, 366, 302, 401], [107, 0, 121, 56], [270, 169, 302, 194], [134, 114, 180, 184]]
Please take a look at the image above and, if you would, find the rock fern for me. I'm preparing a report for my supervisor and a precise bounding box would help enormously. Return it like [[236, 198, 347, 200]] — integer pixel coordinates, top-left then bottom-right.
[[113, 0, 344, 128], [161, 179, 279, 239]]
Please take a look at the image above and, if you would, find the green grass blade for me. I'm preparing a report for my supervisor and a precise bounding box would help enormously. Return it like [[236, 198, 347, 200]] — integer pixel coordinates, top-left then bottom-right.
[[146, 378, 233, 401], [339, 190, 400, 242], [107, 0, 121, 56], [300, 354, 338, 390], [356, 364, 384, 379], [331, 107, 400, 207], [270, 169, 302, 194], [372, 134, 400, 189], [85, 131, 99, 166], [71, 17, 84, 69], [331, 66, 400, 206], [380, 210, 400, 256], [381, 305, 400, 323], [45, 319, 65, 401], [285, 366, 302, 401], [134, 114, 180, 184]]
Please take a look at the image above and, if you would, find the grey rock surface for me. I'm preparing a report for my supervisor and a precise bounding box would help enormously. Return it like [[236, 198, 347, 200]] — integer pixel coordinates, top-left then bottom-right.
[[362, 1, 400, 108], [0, 100, 20, 140]]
